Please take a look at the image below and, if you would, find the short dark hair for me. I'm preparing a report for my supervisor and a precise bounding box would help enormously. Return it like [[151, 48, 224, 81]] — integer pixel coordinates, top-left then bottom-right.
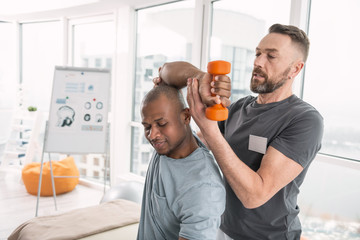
[[269, 23, 310, 62], [142, 85, 186, 112]]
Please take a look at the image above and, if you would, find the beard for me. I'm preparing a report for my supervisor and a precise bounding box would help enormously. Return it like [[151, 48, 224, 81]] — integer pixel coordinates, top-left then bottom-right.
[[250, 66, 291, 94]]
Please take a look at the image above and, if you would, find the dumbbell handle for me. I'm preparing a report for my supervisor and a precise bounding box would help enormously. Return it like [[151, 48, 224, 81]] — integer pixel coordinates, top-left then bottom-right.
[[205, 60, 231, 121]]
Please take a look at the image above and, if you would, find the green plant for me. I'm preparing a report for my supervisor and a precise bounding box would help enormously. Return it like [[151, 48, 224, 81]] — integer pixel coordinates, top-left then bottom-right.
[[28, 106, 37, 112]]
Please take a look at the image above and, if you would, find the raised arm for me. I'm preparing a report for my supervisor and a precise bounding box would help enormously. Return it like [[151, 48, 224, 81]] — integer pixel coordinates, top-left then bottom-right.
[[156, 61, 231, 107], [186, 78, 312, 209], [159, 61, 206, 89]]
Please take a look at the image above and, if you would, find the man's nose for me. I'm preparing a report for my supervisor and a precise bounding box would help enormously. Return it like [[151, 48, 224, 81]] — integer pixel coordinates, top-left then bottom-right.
[[254, 54, 265, 68], [149, 126, 160, 140]]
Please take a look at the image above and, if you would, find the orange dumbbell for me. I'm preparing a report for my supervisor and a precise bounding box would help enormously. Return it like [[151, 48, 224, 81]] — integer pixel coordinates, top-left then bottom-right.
[[205, 60, 231, 121]]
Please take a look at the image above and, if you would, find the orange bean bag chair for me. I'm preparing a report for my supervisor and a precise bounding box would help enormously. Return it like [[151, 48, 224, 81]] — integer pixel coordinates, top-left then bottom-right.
[[22, 156, 79, 196]]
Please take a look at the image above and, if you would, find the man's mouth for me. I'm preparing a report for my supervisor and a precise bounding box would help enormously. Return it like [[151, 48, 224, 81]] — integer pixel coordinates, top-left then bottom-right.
[[252, 69, 266, 81], [253, 73, 264, 80], [151, 140, 166, 149]]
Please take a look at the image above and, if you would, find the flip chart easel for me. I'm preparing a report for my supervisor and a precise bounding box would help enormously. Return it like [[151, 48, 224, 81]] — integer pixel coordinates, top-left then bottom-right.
[[35, 66, 111, 216]]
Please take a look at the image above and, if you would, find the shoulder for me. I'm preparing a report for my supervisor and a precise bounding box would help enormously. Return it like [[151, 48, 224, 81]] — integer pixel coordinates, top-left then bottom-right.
[[287, 96, 323, 127], [187, 147, 221, 177], [178, 145, 224, 188], [176, 149, 225, 200]]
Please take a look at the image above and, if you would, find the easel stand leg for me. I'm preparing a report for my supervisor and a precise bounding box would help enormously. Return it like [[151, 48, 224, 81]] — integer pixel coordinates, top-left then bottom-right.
[[103, 123, 111, 195], [35, 147, 46, 217], [103, 153, 109, 194], [49, 152, 57, 210], [35, 121, 58, 217]]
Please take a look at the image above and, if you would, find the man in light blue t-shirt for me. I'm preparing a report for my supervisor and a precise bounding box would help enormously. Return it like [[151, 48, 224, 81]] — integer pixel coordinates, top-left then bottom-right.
[[137, 85, 225, 240]]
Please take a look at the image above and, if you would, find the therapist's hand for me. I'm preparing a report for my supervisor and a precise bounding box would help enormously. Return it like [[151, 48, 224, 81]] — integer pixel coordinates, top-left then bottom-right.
[[186, 78, 219, 132], [198, 73, 231, 108]]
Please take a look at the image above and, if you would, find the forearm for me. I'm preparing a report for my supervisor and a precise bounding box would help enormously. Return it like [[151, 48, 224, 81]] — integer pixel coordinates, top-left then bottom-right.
[[201, 128, 267, 208], [159, 61, 205, 89]]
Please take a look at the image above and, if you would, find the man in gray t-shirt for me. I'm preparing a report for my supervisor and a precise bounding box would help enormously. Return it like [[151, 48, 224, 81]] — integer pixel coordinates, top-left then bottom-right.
[[217, 95, 322, 239], [156, 24, 324, 239], [137, 85, 225, 240]]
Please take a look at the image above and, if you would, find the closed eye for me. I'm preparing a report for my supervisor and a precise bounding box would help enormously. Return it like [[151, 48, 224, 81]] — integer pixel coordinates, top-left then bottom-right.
[[157, 122, 167, 127]]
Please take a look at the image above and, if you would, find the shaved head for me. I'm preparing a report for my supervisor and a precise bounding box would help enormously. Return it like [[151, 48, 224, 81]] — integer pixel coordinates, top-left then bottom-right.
[[142, 85, 186, 113]]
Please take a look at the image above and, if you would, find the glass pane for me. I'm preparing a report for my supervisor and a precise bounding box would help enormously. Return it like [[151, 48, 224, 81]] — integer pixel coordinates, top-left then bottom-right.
[[298, 158, 360, 239], [304, 0, 360, 161], [131, 1, 195, 176], [19, 21, 62, 164], [211, 0, 291, 102], [300, 1, 360, 238], [22, 21, 62, 111], [72, 21, 114, 69], [0, 22, 16, 155], [72, 20, 114, 184]]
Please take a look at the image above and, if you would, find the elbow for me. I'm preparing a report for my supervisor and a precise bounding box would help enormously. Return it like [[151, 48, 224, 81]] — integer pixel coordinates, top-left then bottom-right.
[[237, 191, 269, 209], [242, 200, 266, 209], [158, 62, 168, 79]]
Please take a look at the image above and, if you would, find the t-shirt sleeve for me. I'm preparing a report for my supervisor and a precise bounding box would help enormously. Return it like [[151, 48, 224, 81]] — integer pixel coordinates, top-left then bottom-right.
[[175, 178, 225, 240], [271, 109, 324, 167]]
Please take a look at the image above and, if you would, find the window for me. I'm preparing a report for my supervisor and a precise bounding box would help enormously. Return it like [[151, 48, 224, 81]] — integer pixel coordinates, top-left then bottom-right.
[[298, 1, 360, 238], [0, 22, 16, 109], [130, 1, 195, 176], [18, 21, 62, 163], [71, 17, 115, 184], [144, 69, 153, 81], [80, 168, 87, 176], [210, 0, 291, 101], [304, 0, 360, 161], [72, 20, 114, 69], [94, 157, 100, 166], [141, 152, 150, 164], [0, 22, 16, 148], [21, 21, 62, 111]]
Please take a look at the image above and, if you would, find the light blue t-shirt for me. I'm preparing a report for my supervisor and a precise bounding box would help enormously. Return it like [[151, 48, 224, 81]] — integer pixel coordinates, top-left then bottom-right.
[[137, 134, 226, 240]]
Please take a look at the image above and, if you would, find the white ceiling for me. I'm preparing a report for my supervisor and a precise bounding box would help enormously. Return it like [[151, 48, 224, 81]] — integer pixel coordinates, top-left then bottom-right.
[[0, 0, 98, 15], [0, 0, 170, 20]]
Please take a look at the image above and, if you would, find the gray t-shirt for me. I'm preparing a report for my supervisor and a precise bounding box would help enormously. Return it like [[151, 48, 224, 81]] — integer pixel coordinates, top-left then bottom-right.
[[137, 134, 226, 240], [218, 95, 323, 240]]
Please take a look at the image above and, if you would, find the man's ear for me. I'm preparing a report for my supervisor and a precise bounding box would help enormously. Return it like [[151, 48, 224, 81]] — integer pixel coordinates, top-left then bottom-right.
[[182, 108, 192, 124], [290, 60, 304, 79]]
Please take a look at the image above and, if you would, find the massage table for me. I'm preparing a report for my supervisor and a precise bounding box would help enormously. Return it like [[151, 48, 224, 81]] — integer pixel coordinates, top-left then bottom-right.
[[8, 199, 140, 240]]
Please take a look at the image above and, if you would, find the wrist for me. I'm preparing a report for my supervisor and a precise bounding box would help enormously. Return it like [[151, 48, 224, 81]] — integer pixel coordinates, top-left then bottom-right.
[[194, 71, 206, 83], [198, 122, 221, 143]]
